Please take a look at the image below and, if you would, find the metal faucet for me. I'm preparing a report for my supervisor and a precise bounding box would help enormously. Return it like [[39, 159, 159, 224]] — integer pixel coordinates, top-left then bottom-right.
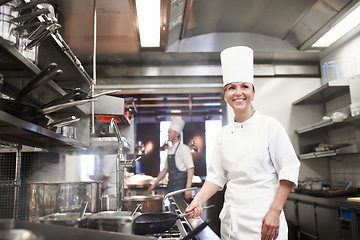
[[109, 118, 141, 210]]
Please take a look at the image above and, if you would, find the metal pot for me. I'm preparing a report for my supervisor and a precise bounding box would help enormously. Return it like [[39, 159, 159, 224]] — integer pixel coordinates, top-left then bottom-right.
[[27, 181, 102, 222], [56, 126, 76, 139], [101, 195, 117, 211], [87, 211, 140, 234], [121, 187, 197, 213], [0, 2, 19, 45]]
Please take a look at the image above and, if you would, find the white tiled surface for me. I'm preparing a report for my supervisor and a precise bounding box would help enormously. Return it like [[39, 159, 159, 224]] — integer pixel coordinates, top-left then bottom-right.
[[330, 155, 360, 187], [324, 90, 360, 185], [325, 93, 351, 118]]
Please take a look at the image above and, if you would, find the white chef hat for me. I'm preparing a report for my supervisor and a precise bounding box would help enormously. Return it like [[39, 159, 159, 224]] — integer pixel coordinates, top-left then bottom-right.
[[220, 46, 254, 86], [169, 118, 185, 133]]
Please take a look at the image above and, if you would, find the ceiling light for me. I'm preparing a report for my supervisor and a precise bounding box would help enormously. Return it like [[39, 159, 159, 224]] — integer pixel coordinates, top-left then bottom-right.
[[170, 110, 182, 114], [312, 4, 360, 47], [135, 0, 161, 47]]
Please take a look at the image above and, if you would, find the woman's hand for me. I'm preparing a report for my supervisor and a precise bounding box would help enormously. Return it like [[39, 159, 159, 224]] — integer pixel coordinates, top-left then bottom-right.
[[261, 208, 281, 240], [185, 199, 203, 219]]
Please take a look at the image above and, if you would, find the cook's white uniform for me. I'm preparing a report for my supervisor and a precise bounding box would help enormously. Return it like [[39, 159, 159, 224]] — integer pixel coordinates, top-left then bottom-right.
[[102, 154, 117, 196], [206, 111, 300, 239]]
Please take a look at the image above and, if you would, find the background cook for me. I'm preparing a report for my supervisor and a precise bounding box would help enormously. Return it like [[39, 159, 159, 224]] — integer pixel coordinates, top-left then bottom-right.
[[148, 117, 195, 204]]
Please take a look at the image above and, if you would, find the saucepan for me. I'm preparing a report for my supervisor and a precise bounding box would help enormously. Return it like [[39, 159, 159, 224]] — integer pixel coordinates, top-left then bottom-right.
[[134, 205, 214, 235], [0, 1, 19, 44], [87, 204, 142, 234], [121, 187, 197, 213], [38, 202, 91, 228]]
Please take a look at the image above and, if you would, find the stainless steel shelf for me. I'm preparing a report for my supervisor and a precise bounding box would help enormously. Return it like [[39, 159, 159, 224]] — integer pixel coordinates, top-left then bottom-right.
[[292, 83, 349, 105], [296, 115, 360, 134], [0, 111, 89, 150], [298, 151, 359, 160]]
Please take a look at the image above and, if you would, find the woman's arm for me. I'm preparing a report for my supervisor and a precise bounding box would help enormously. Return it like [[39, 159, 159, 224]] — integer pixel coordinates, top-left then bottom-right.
[[185, 180, 221, 218], [261, 179, 294, 240]]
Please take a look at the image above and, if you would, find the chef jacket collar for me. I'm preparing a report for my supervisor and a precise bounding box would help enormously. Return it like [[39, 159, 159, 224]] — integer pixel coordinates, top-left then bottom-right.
[[233, 111, 257, 129]]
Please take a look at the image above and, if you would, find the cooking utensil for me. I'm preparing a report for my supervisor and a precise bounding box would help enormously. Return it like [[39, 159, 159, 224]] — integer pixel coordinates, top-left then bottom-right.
[[134, 205, 214, 235], [0, 0, 12, 7], [101, 195, 117, 211], [0, 2, 19, 44], [131, 204, 142, 216], [64, 88, 121, 101], [0, 67, 63, 126], [38, 212, 91, 228], [11, 7, 50, 23], [46, 115, 80, 130], [27, 181, 102, 222], [87, 210, 141, 234], [13, 0, 48, 11], [121, 187, 197, 213], [56, 126, 76, 139], [79, 202, 88, 219]]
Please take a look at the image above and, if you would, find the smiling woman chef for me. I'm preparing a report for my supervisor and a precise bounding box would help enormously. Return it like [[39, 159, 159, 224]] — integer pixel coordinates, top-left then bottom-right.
[[185, 46, 300, 240]]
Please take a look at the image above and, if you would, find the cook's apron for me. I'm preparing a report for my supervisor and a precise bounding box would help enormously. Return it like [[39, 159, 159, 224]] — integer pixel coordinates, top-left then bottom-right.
[[217, 121, 288, 240], [167, 143, 187, 203]]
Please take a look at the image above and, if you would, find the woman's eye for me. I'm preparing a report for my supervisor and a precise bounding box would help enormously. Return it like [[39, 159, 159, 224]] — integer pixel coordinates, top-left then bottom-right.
[[228, 86, 235, 90], [242, 85, 249, 89]]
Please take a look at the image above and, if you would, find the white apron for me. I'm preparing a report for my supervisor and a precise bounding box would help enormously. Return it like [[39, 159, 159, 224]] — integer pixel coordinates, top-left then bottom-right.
[[215, 117, 289, 239]]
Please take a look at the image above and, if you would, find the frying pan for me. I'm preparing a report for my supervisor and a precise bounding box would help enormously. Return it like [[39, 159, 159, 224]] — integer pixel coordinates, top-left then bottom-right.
[[134, 205, 214, 235]]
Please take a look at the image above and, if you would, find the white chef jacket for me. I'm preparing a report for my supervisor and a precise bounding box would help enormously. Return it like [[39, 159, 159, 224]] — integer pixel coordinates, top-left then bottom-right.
[[206, 111, 300, 239], [164, 142, 194, 171]]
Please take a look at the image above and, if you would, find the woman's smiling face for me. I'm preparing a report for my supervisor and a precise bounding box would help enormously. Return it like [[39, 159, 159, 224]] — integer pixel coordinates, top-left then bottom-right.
[[224, 82, 255, 112]]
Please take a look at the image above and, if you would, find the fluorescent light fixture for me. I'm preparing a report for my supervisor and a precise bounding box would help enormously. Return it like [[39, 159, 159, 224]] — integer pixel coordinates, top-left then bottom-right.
[[135, 0, 161, 47], [312, 4, 360, 47], [170, 110, 182, 114]]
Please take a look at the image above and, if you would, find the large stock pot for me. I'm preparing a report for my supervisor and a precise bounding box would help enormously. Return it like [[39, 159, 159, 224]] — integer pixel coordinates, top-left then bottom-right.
[[27, 181, 101, 222]]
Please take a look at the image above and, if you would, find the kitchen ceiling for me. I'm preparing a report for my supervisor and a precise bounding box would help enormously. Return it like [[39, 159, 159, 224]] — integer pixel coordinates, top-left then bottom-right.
[[54, 0, 360, 56], [49, 0, 360, 116]]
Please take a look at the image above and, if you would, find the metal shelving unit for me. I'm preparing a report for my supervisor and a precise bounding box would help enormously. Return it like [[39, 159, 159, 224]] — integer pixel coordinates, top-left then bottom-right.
[[0, 34, 91, 150], [294, 80, 360, 160]]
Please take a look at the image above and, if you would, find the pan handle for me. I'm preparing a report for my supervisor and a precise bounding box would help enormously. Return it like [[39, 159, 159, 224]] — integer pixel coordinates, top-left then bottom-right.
[[181, 219, 210, 240], [40, 98, 97, 115], [178, 205, 215, 219], [164, 187, 197, 200], [15, 63, 58, 101], [13, 0, 48, 11]]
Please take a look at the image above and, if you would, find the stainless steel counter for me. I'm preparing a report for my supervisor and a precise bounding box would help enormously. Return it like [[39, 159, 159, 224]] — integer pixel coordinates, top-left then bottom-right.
[[289, 192, 360, 209], [0, 220, 153, 240]]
